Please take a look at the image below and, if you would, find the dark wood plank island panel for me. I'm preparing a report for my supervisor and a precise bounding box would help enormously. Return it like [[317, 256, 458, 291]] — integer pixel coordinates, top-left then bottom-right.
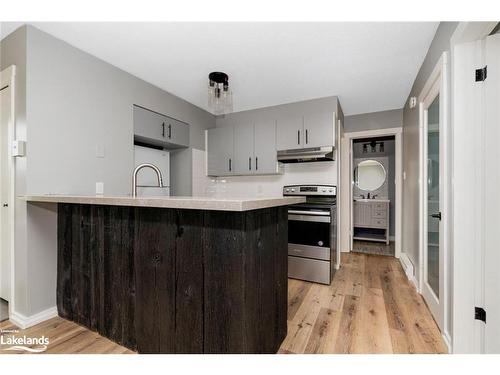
[[57, 203, 288, 354]]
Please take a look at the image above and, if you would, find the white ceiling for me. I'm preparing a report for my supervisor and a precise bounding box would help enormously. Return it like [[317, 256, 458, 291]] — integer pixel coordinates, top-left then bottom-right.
[[1, 22, 438, 115]]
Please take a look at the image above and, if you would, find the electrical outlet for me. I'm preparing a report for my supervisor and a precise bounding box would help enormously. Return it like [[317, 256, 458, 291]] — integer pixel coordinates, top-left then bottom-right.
[[96, 182, 104, 195]]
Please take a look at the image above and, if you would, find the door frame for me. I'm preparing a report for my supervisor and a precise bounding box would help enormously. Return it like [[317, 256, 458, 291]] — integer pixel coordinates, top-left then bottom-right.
[[0, 65, 16, 316], [341, 127, 403, 259], [450, 22, 497, 354], [418, 52, 449, 335]]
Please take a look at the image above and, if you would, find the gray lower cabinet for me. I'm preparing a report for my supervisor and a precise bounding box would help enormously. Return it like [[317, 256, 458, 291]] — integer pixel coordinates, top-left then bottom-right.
[[207, 121, 279, 177], [134, 105, 189, 148], [206, 126, 234, 176], [353, 200, 390, 244]]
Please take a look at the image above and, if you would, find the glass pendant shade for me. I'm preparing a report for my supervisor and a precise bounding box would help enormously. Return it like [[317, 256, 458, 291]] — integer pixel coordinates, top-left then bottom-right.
[[208, 72, 233, 115]]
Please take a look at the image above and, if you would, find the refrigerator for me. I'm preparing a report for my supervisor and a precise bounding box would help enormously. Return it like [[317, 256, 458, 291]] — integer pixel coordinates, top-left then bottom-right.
[[134, 145, 170, 197]]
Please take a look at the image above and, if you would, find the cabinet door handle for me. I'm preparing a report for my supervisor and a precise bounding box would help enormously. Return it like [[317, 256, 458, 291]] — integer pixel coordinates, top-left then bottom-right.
[[229, 158, 232, 172], [249, 157, 252, 170], [297, 130, 300, 145], [255, 157, 258, 170], [168, 124, 172, 139], [162, 122, 165, 137], [306, 129, 308, 144]]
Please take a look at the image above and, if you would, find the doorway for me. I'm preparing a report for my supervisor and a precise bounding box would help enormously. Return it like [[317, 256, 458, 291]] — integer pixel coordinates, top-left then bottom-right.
[[340, 127, 403, 259], [0, 66, 16, 322], [351, 136, 396, 256], [418, 52, 449, 333]]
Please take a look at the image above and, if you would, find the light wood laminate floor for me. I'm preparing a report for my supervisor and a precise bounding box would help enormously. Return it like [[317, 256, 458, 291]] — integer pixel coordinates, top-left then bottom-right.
[[0, 253, 446, 354], [280, 252, 447, 353]]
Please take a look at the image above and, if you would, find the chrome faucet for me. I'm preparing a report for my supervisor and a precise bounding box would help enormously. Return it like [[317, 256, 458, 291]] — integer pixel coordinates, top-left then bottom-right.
[[132, 163, 164, 198]]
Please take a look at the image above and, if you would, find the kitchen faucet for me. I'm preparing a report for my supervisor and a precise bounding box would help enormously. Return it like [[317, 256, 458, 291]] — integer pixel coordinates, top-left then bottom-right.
[[132, 163, 164, 198]]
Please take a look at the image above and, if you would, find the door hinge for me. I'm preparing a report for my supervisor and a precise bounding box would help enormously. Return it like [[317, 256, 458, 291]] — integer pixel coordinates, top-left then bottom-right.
[[475, 307, 486, 323], [475, 66, 487, 82]]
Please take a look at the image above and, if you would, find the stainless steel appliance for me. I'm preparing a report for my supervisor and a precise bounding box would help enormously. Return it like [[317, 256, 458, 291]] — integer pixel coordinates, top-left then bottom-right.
[[277, 146, 335, 163], [283, 184, 338, 284]]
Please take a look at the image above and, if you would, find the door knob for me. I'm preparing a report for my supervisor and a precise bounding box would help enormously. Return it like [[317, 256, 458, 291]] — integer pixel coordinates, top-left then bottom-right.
[[3, 203, 8, 207]]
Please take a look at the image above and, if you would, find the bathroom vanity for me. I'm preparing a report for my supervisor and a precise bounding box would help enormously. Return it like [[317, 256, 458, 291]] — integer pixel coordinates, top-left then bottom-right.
[[353, 199, 390, 244]]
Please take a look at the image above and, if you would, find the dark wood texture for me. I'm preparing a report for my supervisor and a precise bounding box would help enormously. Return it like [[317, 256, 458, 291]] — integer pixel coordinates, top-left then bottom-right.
[[57, 204, 287, 354]]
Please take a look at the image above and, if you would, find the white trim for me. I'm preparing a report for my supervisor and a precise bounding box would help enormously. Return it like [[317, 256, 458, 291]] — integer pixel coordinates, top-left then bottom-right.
[[9, 306, 58, 330], [442, 332, 452, 354], [0, 65, 16, 320], [418, 52, 450, 335], [343, 127, 403, 259], [399, 252, 418, 292]]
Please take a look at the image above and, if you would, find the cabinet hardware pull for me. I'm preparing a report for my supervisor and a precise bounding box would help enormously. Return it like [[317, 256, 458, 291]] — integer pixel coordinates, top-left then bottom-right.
[[256, 157, 258, 170], [249, 157, 252, 170], [229, 158, 232, 172], [306, 129, 308, 144], [162, 122, 165, 137], [168, 124, 172, 139], [298, 130, 300, 145]]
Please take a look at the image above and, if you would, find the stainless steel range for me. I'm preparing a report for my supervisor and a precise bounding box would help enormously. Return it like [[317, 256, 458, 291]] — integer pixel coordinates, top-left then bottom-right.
[[283, 184, 338, 284]]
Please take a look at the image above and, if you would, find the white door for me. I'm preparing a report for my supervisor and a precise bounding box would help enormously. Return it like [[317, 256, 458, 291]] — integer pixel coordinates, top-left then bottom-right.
[[483, 33, 500, 353], [0, 71, 13, 302], [420, 53, 449, 332]]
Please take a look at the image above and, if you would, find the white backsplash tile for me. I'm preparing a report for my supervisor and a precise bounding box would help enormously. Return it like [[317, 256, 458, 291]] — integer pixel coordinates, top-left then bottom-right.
[[191, 148, 337, 198]]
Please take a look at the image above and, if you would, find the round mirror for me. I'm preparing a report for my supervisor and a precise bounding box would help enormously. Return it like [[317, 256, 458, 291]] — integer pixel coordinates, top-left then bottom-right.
[[355, 160, 386, 191]]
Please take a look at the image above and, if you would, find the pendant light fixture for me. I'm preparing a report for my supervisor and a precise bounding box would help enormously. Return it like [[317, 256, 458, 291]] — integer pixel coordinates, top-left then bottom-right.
[[208, 71, 233, 115]]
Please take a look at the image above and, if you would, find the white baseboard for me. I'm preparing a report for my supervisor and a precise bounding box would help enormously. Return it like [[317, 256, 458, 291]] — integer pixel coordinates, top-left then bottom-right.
[[9, 306, 58, 329], [399, 252, 419, 292], [442, 331, 452, 353]]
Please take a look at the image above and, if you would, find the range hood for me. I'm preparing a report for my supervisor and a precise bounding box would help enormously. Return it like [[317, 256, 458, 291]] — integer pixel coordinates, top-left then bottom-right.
[[277, 146, 335, 163]]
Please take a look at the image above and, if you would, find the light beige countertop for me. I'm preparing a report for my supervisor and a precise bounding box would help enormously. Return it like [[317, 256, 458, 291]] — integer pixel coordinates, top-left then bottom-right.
[[21, 195, 305, 212], [354, 198, 390, 203]]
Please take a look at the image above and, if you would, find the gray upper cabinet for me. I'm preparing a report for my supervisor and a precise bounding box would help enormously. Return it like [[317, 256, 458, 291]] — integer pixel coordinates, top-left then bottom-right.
[[206, 126, 234, 176], [233, 122, 255, 174], [276, 116, 304, 151], [206, 120, 279, 177], [303, 112, 335, 148], [276, 111, 336, 150], [254, 119, 278, 174], [163, 117, 189, 148], [133, 105, 189, 149]]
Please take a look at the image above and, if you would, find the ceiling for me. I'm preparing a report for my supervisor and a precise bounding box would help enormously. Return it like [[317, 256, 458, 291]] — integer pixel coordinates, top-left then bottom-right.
[[1, 22, 438, 115]]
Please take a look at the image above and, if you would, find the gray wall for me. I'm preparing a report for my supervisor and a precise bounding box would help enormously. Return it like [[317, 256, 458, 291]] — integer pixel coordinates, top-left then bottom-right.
[[344, 108, 403, 133], [401, 22, 458, 272], [26, 25, 215, 197], [1, 25, 215, 318]]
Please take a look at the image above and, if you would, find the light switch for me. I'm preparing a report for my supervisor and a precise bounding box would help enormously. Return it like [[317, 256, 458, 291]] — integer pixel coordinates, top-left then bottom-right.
[[96, 182, 104, 195]]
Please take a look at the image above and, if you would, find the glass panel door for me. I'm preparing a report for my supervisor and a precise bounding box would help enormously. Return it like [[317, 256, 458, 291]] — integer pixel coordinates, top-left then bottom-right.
[[427, 95, 440, 298]]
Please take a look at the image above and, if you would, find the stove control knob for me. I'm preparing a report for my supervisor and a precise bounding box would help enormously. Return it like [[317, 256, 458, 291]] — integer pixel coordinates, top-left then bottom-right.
[[285, 189, 290, 193], [290, 188, 295, 192]]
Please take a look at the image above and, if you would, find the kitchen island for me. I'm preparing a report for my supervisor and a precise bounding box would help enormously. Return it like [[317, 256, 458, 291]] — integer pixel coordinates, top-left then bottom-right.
[[23, 195, 304, 354]]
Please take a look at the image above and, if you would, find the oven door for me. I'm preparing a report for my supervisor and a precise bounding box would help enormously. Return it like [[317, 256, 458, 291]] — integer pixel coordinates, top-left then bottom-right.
[[287, 209, 331, 261]]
